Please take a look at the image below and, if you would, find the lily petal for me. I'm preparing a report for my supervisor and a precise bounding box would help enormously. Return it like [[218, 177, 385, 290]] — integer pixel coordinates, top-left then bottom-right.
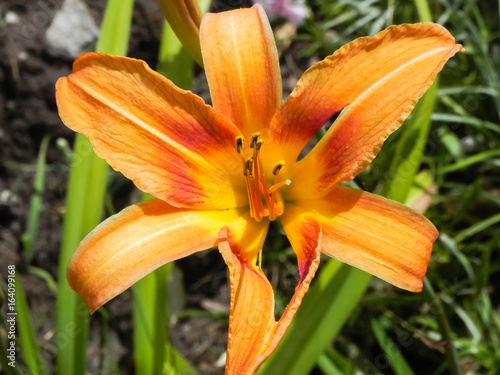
[[290, 186, 438, 292], [218, 227, 273, 374], [200, 5, 282, 139], [272, 24, 463, 196], [218, 213, 321, 374], [253, 211, 321, 369], [67, 199, 251, 313], [158, 0, 203, 66], [56, 53, 246, 210]]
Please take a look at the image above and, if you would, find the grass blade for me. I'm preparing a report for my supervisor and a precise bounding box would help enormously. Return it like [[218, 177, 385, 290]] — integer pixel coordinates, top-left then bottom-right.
[[414, 0, 432, 22], [15, 277, 47, 374], [371, 318, 414, 375], [96, 0, 134, 56], [317, 354, 343, 375], [431, 113, 500, 134], [422, 278, 463, 375], [439, 149, 500, 174], [21, 135, 49, 263], [383, 80, 438, 202], [454, 213, 500, 243], [133, 267, 165, 375]]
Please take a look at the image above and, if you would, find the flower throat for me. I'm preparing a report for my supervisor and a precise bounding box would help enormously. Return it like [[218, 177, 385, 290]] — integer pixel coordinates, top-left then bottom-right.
[[236, 132, 289, 222]]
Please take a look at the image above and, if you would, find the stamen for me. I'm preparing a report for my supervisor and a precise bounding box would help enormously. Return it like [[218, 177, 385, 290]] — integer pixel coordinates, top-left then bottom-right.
[[272, 160, 285, 175], [269, 180, 289, 193], [244, 157, 254, 177], [253, 139, 264, 157], [250, 132, 261, 148], [268, 161, 287, 221], [241, 133, 288, 222], [235, 136, 244, 153], [252, 143, 269, 222]]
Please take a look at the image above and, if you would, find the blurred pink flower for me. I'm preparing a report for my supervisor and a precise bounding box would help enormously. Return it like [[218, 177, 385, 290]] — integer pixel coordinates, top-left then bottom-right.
[[254, 0, 309, 26]]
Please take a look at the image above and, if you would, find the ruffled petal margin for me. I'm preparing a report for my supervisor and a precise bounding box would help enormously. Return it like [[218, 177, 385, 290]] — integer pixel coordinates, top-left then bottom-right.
[[273, 24, 463, 197]]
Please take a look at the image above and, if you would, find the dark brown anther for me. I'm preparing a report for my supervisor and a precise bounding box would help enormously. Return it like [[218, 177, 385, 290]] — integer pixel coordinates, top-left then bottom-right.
[[250, 132, 261, 148], [235, 136, 244, 153], [272, 160, 285, 175], [244, 157, 254, 177]]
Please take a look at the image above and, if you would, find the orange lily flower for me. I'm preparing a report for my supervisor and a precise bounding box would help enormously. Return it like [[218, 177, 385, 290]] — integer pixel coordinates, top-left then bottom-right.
[[56, 5, 463, 374]]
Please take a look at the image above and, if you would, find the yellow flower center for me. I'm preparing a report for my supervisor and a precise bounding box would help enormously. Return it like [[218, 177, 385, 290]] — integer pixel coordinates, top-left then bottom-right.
[[236, 133, 289, 222]]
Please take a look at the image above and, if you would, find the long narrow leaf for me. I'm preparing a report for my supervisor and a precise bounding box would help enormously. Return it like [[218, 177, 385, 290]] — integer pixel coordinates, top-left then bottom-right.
[[371, 318, 414, 375], [21, 135, 49, 262], [14, 136, 50, 373], [439, 149, 500, 174], [133, 269, 161, 375], [454, 213, 500, 243], [383, 80, 438, 202], [15, 277, 47, 374]]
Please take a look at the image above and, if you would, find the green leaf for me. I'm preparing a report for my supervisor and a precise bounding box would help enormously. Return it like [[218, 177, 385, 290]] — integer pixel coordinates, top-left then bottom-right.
[[15, 277, 47, 374], [371, 318, 415, 375], [317, 354, 344, 375], [414, 0, 432, 22], [95, 0, 134, 56], [21, 135, 49, 263], [439, 149, 500, 174], [383, 80, 438, 203], [454, 213, 500, 243], [133, 265, 169, 375]]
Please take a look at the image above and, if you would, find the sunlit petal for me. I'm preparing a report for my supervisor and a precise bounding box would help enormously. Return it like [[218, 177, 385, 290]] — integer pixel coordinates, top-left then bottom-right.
[[290, 186, 438, 291], [270, 24, 463, 192], [68, 199, 251, 313], [217, 225, 272, 374], [200, 4, 282, 139], [252, 211, 321, 369], [56, 53, 246, 210]]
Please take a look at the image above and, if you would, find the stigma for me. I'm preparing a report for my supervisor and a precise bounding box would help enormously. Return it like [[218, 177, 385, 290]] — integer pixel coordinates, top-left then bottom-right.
[[235, 133, 289, 222]]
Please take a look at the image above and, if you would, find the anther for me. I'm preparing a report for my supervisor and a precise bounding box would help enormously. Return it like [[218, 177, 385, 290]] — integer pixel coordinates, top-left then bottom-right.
[[250, 132, 261, 148], [272, 160, 285, 175], [244, 157, 254, 177], [253, 139, 264, 157], [235, 136, 244, 154]]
